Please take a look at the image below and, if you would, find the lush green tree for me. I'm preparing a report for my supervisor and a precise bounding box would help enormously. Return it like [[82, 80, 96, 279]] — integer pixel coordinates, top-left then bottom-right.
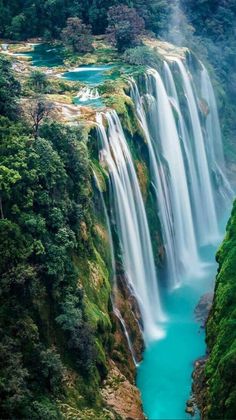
[[123, 45, 161, 67], [61, 17, 93, 53], [106, 5, 145, 52], [22, 98, 54, 138], [134, 0, 171, 35], [0, 57, 21, 118], [29, 71, 48, 93], [0, 112, 97, 417]]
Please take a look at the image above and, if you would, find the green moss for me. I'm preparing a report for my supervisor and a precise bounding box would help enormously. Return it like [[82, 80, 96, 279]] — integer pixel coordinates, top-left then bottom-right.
[[204, 200, 236, 419]]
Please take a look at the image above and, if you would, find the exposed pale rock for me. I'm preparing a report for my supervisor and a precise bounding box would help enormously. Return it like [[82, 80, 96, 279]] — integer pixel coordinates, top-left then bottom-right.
[[102, 361, 145, 420]]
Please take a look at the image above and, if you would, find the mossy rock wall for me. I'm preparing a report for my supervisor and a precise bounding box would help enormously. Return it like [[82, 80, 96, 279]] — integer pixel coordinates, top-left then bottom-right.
[[203, 201, 236, 419]]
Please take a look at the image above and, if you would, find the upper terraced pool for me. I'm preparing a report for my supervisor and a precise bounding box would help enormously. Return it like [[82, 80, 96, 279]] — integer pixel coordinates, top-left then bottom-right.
[[13, 43, 65, 67], [61, 65, 115, 84]]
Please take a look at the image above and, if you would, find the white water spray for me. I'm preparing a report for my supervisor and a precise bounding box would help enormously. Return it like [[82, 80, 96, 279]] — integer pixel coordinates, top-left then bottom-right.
[[76, 87, 100, 102], [130, 67, 201, 288], [96, 110, 165, 343], [200, 64, 233, 205], [173, 58, 220, 244]]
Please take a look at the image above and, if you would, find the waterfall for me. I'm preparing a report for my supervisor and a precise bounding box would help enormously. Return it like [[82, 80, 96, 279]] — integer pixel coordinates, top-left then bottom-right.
[[130, 58, 232, 289], [96, 110, 164, 343], [93, 171, 139, 363], [163, 61, 206, 244], [130, 68, 201, 288], [200, 64, 233, 204], [172, 58, 219, 244]]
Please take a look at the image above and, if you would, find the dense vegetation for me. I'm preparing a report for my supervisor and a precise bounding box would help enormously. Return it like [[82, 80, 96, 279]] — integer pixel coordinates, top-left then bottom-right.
[[1, 1, 235, 162], [205, 201, 236, 419], [0, 56, 116, 418], [0, 0, 170, 40]]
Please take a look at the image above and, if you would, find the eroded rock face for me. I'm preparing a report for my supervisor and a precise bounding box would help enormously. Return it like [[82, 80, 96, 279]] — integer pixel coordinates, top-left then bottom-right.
[[102, 361, 145, 420], [191, 357, 208, 419], [102, 268, 145, 418]]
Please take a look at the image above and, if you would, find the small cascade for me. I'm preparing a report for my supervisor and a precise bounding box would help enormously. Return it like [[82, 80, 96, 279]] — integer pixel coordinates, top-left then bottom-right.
[[76, 86, 100, 102], [172, 57, 220, 244], [96, 110, 165, 343], [113, 307, 139, 367], [93, 170, 116, 281]]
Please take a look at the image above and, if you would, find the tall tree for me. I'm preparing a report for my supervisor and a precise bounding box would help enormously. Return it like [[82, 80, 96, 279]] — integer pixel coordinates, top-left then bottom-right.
[[106, 5, 145, 52], [0, 57, 21, 119], [61, 17, 93, 53]]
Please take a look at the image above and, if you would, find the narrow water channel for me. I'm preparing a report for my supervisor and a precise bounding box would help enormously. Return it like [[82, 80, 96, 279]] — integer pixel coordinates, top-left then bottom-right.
[[137, 217, 229, 420]]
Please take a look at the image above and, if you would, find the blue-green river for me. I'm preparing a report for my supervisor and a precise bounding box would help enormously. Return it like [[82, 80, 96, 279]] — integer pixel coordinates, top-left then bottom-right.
[[137, 220, 228, 420]]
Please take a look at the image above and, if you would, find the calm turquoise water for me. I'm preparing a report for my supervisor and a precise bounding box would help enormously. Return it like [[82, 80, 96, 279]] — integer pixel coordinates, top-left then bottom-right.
[[137, 224, 228, 420], [15, 44, 64, 67], [62, 65, 114, 84], [15, 44, 115, 106]]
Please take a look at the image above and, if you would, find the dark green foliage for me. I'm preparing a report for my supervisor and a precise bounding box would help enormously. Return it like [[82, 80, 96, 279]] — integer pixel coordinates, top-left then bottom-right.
[[123, 46, 161, 68], [29, 71, 48, 93], [205, 201, 236, 419], [106, 5, 145, 52], [61, 17, 93, 53], [0, 0, 118, 39], [0, 60, 99, 415], [0, 0, 172, 40], [133, 0, 171, 35], [0, 56, 21, 119]]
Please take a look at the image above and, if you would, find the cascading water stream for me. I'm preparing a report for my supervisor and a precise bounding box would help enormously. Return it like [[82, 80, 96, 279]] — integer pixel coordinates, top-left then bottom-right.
[[130, 79, 180, 288], [200, 63, 233, 204], [163, 61, 204, 240], [147, 68, 200, 274], [96, 110, 165, 343], [93, 171, 138, 365], [130, 67, 201, 288], [172, 58, 220, 244], [93, 170, 116, 281]]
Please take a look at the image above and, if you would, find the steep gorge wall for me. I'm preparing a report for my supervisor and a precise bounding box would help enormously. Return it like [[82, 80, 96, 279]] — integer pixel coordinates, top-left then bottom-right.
[[193, 202, 236, 419]]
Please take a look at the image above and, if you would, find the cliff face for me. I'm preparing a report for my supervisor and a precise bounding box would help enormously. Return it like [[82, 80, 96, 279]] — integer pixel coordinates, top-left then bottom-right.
[[194, 202, 236, 419]]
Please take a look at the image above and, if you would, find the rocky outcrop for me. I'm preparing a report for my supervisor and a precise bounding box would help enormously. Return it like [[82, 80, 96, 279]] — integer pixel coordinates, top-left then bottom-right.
[[186, 292, 213, 418], [190, 356, 208, 418], [101, 269, 145, 418], [102, 361, 145, 420], [194, 292, 213, 327]]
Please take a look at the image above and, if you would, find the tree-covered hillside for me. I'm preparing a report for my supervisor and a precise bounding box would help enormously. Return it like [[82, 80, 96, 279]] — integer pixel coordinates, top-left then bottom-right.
[[0, 0, 171, 40]]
